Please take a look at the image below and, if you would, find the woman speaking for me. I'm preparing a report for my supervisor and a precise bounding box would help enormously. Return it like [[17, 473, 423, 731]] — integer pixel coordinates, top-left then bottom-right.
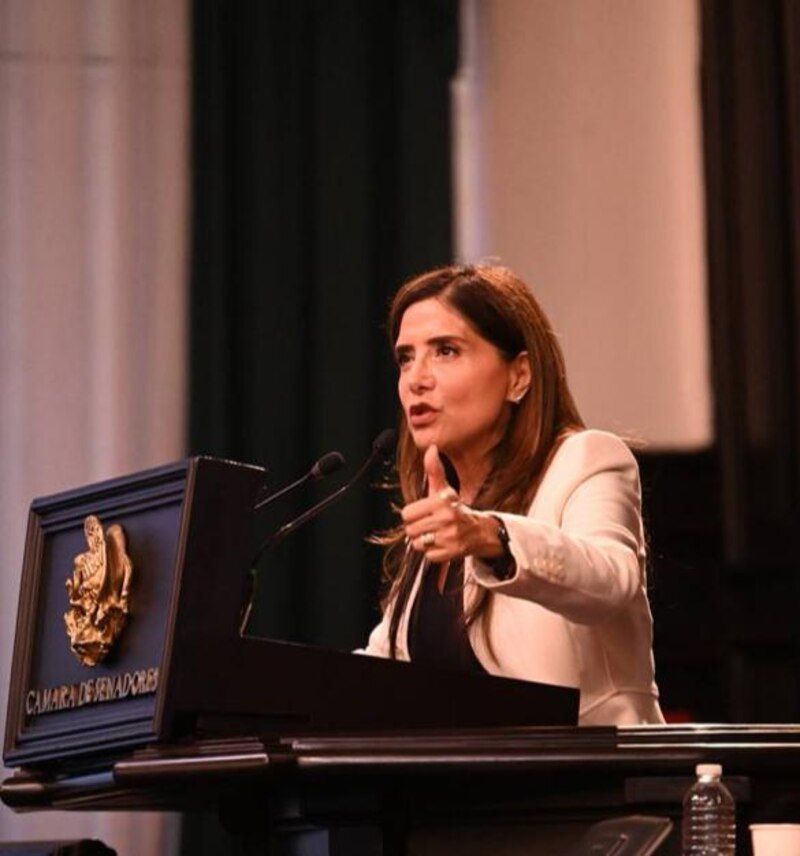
[[363, 264, 664, 726]]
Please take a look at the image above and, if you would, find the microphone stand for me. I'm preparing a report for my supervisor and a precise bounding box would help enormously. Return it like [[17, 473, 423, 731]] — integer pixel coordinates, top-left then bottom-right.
[[239, 429, 396, 636]]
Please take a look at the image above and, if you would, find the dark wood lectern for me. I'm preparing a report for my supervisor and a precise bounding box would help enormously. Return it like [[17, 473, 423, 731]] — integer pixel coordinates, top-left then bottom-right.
[[3, 456, 577, 772], [5, 460, 800, 856]]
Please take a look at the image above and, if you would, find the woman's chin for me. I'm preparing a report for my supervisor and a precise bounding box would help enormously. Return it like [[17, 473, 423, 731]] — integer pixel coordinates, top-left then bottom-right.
[[411, 433, 458, 461], [409, 425, 440, 450]]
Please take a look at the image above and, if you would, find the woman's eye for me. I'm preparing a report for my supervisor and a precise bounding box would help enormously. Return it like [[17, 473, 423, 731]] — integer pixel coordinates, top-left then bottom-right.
[[396, 352, 412, 367], [437, 343, 459, 357]]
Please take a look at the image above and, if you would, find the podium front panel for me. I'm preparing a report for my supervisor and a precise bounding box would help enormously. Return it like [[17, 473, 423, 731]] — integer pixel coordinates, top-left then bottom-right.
[[4, 461, 190, 768]]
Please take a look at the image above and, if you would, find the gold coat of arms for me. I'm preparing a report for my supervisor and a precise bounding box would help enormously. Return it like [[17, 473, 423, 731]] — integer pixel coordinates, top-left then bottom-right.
[[64, 515, 133, 667]]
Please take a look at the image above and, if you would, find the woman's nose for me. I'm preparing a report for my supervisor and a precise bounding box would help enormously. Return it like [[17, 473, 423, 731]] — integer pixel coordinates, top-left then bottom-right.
[[407, 356, 434, 391]]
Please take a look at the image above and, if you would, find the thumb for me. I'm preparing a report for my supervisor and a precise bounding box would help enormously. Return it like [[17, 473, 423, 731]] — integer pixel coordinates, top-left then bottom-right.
[[424, 445, 449, 496]]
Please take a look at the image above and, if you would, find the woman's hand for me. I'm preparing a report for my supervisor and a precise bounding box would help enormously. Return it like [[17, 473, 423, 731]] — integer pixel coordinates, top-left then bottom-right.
[[402, 445, 505, 564]]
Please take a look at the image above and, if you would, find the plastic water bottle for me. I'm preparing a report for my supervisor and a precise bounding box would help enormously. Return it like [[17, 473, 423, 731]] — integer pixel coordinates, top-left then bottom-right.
[[682, 763, 736, 855]]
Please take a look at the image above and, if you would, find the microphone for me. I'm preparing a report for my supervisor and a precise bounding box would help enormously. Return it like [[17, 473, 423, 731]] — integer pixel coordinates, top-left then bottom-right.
[[251, 429, 396, 563], [253, 450, 345, 511], [240, 429, 396, 635]]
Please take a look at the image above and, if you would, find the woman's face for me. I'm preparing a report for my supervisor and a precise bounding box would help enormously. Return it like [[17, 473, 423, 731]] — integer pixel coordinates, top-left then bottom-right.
[[395, 297, 527, 466]]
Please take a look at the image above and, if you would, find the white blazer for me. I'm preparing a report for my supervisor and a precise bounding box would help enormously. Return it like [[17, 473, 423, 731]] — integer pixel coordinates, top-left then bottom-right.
[[363, 429, 665, 726]]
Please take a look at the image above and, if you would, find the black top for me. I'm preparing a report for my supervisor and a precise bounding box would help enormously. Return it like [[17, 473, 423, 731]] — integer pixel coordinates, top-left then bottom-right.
[[407, 559, 488, 674]]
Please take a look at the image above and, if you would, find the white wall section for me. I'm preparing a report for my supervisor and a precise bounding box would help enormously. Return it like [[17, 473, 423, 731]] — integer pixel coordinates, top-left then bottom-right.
[[0, 0, 188, 852], [454, 0, 711, 449]]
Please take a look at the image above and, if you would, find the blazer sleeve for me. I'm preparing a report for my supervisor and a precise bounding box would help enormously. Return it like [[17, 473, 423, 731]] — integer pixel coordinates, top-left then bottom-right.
[[468, 430, 646, 625]]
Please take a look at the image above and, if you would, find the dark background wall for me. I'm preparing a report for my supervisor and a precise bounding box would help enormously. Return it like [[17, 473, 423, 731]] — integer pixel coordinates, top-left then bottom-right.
[[189, 0, 458, 653], [648, 0, 800, 723]]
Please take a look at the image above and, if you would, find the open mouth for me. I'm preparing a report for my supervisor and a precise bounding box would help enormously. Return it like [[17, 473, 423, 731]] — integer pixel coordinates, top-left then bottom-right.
[[408, 404, 438, 427]]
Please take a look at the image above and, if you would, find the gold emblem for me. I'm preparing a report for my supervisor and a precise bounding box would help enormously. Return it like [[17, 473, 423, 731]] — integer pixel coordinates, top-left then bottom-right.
[[64, 515, 133, 667]]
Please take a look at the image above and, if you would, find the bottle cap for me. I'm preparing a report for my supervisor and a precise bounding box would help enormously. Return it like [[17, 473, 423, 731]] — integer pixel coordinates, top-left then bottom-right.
[[696, 763, 722, 777]]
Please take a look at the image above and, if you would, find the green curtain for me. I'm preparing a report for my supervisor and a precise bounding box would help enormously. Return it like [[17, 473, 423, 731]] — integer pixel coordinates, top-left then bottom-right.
[[188, 0, 457, 651]]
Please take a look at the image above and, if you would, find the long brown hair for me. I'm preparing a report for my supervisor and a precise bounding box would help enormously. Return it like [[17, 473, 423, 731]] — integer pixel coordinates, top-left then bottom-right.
[[380, 264, 585, 657]]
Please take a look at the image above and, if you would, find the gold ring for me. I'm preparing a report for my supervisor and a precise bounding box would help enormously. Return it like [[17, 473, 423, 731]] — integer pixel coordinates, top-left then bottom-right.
[[421, 531, 436, 548]]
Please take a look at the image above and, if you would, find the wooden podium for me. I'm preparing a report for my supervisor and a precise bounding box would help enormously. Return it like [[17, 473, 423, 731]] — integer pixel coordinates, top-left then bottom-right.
[[6, 461, 800, 855], [3, 457, 578, 772]]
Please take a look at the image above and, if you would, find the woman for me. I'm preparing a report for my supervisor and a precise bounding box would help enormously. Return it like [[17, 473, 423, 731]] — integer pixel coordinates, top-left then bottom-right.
[[363, 264, 664, 726]]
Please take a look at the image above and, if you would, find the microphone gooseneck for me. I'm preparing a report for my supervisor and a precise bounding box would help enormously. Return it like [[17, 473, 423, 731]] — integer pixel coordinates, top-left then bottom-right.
[[253, 429, 397, 562], [240, 430, 397, 636], [253, 450, 345, 511]]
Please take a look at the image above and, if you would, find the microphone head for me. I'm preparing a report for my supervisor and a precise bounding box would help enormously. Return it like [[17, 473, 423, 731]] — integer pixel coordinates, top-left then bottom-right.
[[372, 428, 397, 460], [311, 451, 346, 479]]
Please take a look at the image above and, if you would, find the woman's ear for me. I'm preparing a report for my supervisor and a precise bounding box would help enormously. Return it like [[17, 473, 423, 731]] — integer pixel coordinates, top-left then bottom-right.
[[507, 351, 531, 403]]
